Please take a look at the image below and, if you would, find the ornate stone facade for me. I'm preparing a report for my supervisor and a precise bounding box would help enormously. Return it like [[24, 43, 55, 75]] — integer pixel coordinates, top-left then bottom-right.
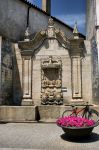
[[0, 0, 99, 123], [14, 18, 85, 105]]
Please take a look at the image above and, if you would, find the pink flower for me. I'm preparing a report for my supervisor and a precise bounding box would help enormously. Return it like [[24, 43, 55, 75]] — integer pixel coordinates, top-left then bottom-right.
[[56, 116, 95, 127]]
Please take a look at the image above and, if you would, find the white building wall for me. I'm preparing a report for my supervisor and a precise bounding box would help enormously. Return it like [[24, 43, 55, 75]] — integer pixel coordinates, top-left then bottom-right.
[[86, 0, 99, 104], [86, 0, 96, 40]]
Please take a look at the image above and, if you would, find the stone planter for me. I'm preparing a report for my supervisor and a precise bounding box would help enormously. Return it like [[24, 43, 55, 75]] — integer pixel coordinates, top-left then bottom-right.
[[57, 106, 99, 138], [58, 123, 99, 138]]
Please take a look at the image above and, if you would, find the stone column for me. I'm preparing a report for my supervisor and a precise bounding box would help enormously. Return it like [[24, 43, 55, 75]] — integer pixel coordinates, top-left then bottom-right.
[[22, 56, 33, 105], [0, 36, 2, 104], [42, 0, 51, 15], [71, 56, 82, 98], [96, 27, 99, 74]]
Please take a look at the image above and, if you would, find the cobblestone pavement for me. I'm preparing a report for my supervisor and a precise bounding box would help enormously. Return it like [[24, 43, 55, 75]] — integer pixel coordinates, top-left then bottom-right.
[[0, 123, 99, 150]]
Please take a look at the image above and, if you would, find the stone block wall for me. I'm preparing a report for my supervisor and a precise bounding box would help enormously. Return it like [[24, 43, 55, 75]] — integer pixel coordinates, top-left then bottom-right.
[[0, 36, 2, 104], [82, 41, 93, 103], [86, 0, 99, 105], [91, 37, 99, 104], [84, 39, 99, 104], [0, 0, 73, 41], [1, 37, 13, 105], [0, 0, 75, 105], [86, 0, 96, 40]]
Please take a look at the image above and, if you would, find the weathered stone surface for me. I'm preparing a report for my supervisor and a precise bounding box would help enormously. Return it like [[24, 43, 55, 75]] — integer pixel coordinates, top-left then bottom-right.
[[86, 0, 99, 105], [0, 105, 99, 122], [0, 36, 2, 104], [37, 105, 71, 122], [0, 106, 37, 122], [0, 123, 99, 149], [14, 18, 95, 106], [0, 0, 99, 110], [37, 105, 99, 122], [0, 0, 87, 106], [0, 0, 74, 41], [13, 44, 22, 105], [1, 38, 13, 105]]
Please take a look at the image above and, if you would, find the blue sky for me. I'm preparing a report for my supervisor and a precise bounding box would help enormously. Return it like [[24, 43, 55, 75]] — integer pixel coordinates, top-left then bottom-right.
[[28, 0, 86, 35]]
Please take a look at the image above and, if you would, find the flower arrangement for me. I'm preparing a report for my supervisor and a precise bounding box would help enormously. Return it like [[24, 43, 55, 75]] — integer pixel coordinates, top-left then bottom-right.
[[56, 116, 95, 128]]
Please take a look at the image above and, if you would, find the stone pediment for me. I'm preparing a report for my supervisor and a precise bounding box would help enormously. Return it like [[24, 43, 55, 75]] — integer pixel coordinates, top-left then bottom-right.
[[18, 18, 85, 57], [18, 18, 70, 55], [18, 31, 46, 55]]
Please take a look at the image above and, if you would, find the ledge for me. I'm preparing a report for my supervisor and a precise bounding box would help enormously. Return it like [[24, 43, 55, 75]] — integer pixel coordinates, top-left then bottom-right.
[[0, 106, 37, 122], [0, 105, 99, 123]]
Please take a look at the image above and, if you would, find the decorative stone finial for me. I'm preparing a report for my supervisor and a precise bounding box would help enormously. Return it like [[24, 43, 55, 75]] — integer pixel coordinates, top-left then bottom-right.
[[47, 17, 55, 37], [73, 22, 79, 39], [24, 27, 30, 41], [48, 17, 54, 27]]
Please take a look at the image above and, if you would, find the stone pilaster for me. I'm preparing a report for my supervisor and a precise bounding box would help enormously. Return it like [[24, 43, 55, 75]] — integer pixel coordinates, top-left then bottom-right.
[[96, 27, 99, 74], [0, 36, 2, 104], [70, 31, 85, 100], [22, 56, 33, 105], [71, 56, 82, 98], [14, 44, 33, 106]]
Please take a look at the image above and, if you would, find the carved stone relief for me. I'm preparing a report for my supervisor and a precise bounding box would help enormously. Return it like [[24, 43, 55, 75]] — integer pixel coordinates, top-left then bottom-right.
[[41, 56, 63, 105]]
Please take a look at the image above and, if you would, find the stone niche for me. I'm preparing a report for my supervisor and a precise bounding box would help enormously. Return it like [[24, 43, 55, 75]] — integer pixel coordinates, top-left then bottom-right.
[[14, 18, 85, 106], [41, 56, 63, 105]]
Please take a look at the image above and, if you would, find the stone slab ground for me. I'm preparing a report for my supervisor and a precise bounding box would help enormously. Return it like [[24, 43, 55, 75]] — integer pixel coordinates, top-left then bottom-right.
[[0, 123, 99, 150]]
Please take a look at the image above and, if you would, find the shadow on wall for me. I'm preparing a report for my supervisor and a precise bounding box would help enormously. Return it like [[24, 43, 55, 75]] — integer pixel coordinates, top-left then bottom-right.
[[13, 47, 23, 106], [91, 37, 99, 104], [2, 80, 13, 105], [1, 39, 13, 105]]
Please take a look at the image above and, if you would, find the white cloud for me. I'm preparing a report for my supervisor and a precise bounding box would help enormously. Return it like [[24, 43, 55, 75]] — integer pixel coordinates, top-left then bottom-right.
[[55, 14, 85, 28]]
